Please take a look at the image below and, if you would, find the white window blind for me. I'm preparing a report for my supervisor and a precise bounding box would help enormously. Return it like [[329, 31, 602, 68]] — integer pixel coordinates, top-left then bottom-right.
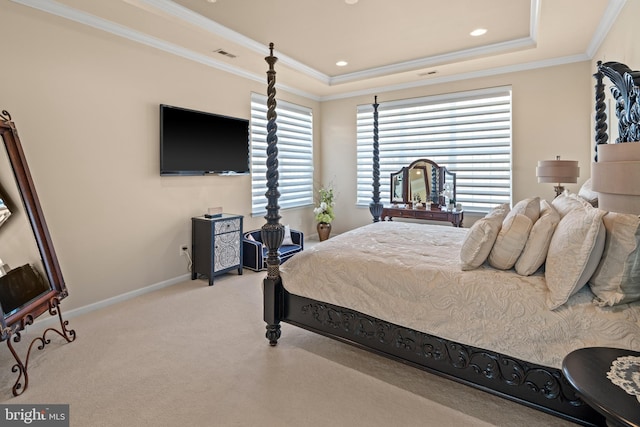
[[251, 93, 314, 216], [356, 87, 512, 213]]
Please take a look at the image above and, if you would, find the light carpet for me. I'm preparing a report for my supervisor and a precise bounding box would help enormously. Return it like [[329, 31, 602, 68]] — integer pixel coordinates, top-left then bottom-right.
[[0, 270, 578, 426]]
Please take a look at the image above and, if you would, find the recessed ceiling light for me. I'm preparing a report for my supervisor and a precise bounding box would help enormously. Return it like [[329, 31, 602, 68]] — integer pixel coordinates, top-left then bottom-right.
[[206, 0, 217, 3], [470, 28, 487, 37], [345, 0, 358, 4], [336, 60, 348, 67]]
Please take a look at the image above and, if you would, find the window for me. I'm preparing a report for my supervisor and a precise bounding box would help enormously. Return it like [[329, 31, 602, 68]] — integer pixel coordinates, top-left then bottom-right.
[[356, 87, 512, 213], [250, 93, 314, 216]]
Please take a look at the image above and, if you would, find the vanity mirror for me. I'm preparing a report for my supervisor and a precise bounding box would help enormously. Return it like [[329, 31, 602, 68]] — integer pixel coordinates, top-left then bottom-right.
[[389, 158, 457, 207], [384, 158, 462, 227], [0, 111, 75, 396]]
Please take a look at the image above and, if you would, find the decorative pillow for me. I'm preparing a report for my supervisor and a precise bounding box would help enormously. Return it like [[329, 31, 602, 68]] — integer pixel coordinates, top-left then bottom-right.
[[508, 197, 541, 223], [246, 233, 256, 242], [459, 204, 509, 271], [589, 212, 640, 306], [282, 224, 294, 245], [545, 206, 606, 310], [578, 178, 598, 207], [551, 191, 591, 218], [515, 200, 560, 276], [488, 214, 533, 270]]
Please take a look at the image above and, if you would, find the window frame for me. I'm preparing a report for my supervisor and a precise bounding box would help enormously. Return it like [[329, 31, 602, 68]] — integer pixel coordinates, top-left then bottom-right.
[[356, 87, 513, 213]]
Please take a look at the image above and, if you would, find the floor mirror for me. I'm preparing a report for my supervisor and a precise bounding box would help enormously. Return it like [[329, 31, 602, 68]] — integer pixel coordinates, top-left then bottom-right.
[[0, 110, 75, 396]]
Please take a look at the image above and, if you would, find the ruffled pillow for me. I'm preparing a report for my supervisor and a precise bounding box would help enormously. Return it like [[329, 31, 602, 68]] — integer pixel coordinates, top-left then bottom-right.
[[515, 200, 560, 276], [460, 204, 509, 270], [487, 197, 540, 270], [488, 214, 533, 270]]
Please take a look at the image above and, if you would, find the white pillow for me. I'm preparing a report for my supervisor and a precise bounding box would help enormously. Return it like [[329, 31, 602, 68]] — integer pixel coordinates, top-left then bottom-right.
[[509, 197, 541, 223], [515, 200, 560, 276], [589, 212, 640, 306], [460, 204, 509, 271], [578, 178, 598, 207], [545, 206, 606, 310], [282, 224, 294, 245], [551, 191, 591, 218], [488, 214, 533, 270]]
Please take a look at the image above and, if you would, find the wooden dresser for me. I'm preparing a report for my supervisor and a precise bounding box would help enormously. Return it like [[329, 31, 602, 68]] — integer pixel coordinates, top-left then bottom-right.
[[381, 206, 463, 227]]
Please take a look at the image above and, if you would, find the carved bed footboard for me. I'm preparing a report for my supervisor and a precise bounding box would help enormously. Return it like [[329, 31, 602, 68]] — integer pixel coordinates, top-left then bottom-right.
[[264, 277, 604, 426]]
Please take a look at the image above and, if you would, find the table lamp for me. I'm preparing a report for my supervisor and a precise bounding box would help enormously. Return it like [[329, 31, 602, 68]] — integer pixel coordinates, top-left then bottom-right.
[[536, 156, 580, 197]]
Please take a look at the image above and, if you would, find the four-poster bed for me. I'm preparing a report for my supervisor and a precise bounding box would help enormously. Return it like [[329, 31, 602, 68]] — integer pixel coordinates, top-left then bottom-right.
[[261, 46, 640, 427]]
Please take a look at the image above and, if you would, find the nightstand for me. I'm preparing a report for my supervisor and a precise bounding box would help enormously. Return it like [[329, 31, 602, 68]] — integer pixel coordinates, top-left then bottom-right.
[[191, 214, 243, 286], [563, 347, 640, 427]]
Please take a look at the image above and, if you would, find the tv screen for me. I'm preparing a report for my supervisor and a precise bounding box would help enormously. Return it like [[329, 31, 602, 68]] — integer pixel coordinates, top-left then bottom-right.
[[160, 104, 249, 176]]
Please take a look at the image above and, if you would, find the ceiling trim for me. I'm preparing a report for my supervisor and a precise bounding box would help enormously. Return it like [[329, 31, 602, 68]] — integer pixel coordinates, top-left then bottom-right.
[[329, 37, 536, 86], [585, 0, 626, 58], [135, 0, 331, 85], [139, 0, 543, 86], [10, 0, 319, 100], [320, 53, 590, 102], [11, 0, 628, 104]]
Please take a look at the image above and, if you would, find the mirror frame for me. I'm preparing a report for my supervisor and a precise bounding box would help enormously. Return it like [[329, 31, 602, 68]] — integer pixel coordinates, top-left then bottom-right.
[[390, 158, 457, 207], [389, 168, 407, 204], [0, 111, 67, 333]]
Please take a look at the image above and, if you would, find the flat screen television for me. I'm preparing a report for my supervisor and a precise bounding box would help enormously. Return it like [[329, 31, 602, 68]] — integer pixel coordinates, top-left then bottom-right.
[[160, 104, 250, 176]]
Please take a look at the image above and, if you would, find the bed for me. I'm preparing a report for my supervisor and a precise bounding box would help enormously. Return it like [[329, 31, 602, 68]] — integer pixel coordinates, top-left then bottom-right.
[[260, 47, 640, 427]]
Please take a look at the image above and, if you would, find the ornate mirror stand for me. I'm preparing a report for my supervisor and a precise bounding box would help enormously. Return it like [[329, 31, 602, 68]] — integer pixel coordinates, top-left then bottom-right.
[[0, 111, 75, 396]]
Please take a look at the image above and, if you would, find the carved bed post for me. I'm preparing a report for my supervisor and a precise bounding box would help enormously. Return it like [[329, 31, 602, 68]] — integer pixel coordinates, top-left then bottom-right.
[[369, 96, 383, 222], [593, 61, 608, 161], [262, 43, 285, 346]]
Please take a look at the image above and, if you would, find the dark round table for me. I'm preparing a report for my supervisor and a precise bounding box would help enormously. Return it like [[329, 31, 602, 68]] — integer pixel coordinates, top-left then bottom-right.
[[563, 347, 640, 427]]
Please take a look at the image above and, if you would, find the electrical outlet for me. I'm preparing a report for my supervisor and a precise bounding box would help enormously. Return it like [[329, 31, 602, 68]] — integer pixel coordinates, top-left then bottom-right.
[[179, 245, 189, 256]]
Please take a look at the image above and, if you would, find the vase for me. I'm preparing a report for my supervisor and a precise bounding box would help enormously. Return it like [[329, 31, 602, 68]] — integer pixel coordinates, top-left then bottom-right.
[[317, 222, 331, 241]]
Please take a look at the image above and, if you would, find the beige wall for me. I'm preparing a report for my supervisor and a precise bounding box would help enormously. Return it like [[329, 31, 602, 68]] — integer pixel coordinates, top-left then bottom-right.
[[0, 3, 319, 312], [1, 0, 638, 315]]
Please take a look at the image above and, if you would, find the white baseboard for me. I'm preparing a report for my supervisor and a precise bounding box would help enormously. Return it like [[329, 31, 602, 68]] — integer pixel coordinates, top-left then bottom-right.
[[32, 274, 191, 329]]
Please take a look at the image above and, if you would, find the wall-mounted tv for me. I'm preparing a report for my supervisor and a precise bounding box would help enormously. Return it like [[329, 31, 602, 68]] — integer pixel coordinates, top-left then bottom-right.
[[160, 104, 250, 176]]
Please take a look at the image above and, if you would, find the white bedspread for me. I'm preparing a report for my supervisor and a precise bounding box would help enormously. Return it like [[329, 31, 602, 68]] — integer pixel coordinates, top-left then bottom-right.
[[280, 221, 640, 369]]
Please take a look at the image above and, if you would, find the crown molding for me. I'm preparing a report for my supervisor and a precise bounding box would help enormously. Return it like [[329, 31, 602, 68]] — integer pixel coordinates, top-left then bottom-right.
[[139, 0, 541, 86], [10, 0, 320, 100], [135, 0, 331, 85], [319, 53, 589, 102], [9, 0, 624, 103], [585, 0, 626, 58]]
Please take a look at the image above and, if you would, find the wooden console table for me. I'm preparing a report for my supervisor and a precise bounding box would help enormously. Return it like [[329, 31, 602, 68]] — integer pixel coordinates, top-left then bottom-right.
[[381, 206, 464, 227]]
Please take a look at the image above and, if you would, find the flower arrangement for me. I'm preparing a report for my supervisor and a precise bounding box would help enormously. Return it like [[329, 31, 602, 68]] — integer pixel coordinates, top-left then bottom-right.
[[313, 187, 335, 223]]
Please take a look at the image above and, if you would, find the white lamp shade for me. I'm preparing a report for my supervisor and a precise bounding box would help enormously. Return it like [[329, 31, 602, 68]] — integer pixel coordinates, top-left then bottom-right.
[[536, 160, 580, 183]]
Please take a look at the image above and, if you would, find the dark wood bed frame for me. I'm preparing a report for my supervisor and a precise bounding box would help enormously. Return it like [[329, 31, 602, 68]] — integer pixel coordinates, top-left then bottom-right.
[[261, 46, 639, 427]]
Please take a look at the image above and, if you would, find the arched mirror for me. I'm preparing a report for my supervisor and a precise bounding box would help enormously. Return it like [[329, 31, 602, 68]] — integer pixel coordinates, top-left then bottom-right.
[[389, 158, 456, 208], [0, 111, 75, 396]]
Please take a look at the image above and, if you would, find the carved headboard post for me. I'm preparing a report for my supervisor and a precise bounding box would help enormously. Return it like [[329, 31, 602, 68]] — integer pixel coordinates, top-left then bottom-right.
[[369, 96, 383, 222], [262, 43, 284, 346], [593, 60, 608, 160], [592, 61, 640, 215]]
